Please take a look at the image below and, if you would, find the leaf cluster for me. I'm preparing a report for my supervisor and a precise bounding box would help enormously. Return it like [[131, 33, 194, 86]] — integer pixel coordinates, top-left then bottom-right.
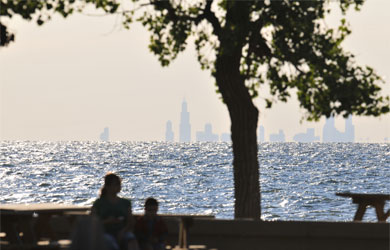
[[0, 0, 119, 46], [259, 1, 388, 120]]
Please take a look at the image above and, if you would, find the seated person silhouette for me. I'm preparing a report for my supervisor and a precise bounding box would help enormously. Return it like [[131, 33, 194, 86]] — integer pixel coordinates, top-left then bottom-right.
[[135, 198, 168, 250], [92, 173, 139, 250]]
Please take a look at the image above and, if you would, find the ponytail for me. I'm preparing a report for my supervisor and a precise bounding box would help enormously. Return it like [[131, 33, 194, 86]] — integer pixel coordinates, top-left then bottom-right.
[[100, 185, 107, 198]]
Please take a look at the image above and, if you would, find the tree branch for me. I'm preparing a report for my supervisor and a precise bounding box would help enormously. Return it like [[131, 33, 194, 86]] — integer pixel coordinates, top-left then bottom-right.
[[199, 0, 221, 37], [248, 17, 272, 60], [149, 0, 221, 37]]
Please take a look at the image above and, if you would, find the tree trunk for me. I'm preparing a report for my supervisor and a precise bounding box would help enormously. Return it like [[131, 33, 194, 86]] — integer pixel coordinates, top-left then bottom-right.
[[215, 54, 260, 220]]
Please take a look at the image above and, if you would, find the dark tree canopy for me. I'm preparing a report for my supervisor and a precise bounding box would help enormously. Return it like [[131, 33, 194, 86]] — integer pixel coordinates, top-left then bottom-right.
[[1, 0, 389, 219], [1, 0, 388, 119], [135, 0, 389, 119]]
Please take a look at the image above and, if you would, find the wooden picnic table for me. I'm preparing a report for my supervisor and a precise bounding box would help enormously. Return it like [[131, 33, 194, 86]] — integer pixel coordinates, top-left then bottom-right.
[[1, 203, 214, 249], [336, 192, 390, 222], [0, 203, 90, 246]]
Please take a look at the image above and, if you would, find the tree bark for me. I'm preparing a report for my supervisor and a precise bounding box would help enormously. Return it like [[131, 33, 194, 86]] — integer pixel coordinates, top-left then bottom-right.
[[215, 53, 261, 220]]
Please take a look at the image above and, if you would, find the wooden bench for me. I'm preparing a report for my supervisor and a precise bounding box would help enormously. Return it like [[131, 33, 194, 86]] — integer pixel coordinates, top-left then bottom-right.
[[336, 192, 390, 222], [68, 214, 214, 250]]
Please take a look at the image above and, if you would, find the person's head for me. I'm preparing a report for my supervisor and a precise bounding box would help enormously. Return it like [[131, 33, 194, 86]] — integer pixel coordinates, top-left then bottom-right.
[[144, 197, 159, 218], [100, 172, 121, 197]]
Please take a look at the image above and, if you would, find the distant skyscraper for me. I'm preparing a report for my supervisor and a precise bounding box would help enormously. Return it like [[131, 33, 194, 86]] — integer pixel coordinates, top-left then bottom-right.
[[269, 129, 285, 142], [100, 127, 109, 141], [179, 99, 191, 142], [165, 120, 174, 142], [323, 116, 355, 142], [196, 123, 219, 142], [220, 133, 231, 142], [345, 116, 355, 142], [293, 128, 320, 142], [323, 117, 337, 142], [258, 125, 265, 142]]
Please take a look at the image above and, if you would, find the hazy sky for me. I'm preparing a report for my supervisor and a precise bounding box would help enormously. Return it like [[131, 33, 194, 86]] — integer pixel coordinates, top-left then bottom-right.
[[1, 1, 389, 142]]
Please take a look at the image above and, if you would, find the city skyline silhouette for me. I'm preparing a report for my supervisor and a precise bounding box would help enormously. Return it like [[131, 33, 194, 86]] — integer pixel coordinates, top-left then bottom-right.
[[163, 101, 359, 143]]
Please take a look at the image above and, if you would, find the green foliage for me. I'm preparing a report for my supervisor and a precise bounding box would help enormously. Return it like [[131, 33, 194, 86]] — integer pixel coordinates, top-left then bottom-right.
[[0, 0, 119, 46], [130, 0, 388, 120], [137, 0, 198, 66], [1, 0, 388, 120]]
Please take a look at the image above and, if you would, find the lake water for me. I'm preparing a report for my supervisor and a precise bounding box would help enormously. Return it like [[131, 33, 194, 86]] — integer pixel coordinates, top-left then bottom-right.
[[1, 141, 389, 221]]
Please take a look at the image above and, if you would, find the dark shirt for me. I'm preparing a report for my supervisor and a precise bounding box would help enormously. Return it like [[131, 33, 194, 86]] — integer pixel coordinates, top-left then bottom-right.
[[92, 197, 131, 236]]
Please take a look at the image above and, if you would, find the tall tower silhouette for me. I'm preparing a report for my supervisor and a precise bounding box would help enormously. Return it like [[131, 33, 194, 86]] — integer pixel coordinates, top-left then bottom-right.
[[258, 125, 265, 142], [344, 116, 355, 142], [179, 99, 191, 142], [165, 120, 174, 142], [100, 127, 109, 141], [323, 116, 337, 142]]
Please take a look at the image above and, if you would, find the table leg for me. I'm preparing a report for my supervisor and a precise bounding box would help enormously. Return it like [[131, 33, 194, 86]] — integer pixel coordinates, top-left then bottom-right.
[[374, 202, 389, 222], [353, 204, 367, 221], [178, 220, 186, 249], [1, 216, 21, 245], [16, 215, 36, 244], [34, 214, 56, 241], [384, 209, 390, 221]]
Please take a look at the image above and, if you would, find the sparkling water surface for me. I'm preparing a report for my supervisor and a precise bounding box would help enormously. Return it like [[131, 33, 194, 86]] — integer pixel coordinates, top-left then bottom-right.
[[1, 141, 389, 222]]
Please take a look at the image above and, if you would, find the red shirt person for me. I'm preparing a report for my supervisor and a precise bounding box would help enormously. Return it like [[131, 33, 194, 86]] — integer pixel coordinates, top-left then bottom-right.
[[135, 198, 168, 250]]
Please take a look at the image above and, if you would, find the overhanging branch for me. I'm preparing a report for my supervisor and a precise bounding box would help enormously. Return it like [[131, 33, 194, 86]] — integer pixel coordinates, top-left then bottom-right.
[[248, 17, 271, 60], [149, 0, 221, 37], [200, 0, 221, 37]]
